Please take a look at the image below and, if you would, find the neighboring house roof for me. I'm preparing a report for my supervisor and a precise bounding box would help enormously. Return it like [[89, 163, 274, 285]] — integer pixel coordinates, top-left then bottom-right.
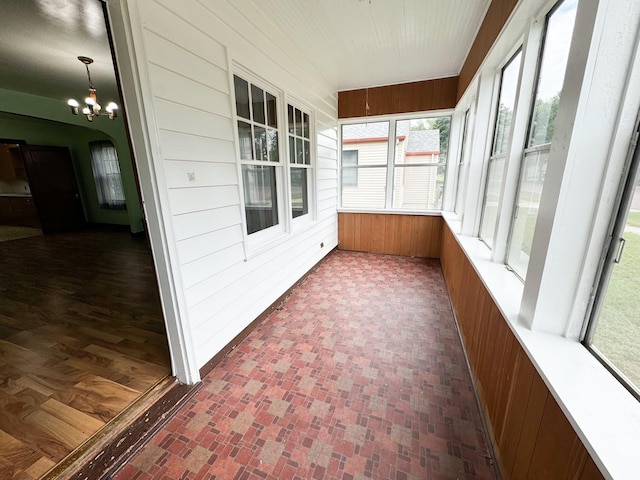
[[407, 129, 440, 154], [343, 122, 440, 154]]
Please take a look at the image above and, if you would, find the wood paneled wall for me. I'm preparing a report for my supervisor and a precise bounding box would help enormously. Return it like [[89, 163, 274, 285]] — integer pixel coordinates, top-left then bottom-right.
[[440, 224, 604, 480], [338, 212, 442, 258], [457, 0, 519, 100], [338, 77, 458, 119]]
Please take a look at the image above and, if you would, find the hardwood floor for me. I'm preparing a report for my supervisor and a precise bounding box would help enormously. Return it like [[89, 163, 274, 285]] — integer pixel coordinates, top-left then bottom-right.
[[0, 228, 171, 479]]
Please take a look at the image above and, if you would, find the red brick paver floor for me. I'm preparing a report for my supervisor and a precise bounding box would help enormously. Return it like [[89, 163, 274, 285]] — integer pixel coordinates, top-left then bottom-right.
[[114, 251, 497, 480]]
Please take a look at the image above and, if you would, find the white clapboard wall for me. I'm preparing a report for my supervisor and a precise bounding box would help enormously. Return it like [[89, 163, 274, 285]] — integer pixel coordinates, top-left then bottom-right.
[[126, 0, 338, 368]]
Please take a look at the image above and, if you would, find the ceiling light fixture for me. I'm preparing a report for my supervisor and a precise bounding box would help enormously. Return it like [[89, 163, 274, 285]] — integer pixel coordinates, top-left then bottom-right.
[[67, 56, 118, 122]]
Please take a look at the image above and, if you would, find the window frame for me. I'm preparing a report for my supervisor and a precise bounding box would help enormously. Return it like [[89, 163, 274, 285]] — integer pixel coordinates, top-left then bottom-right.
[[338, 111, 453, 213], [286, 99, 315, 227], [478, 49, 523, 249]]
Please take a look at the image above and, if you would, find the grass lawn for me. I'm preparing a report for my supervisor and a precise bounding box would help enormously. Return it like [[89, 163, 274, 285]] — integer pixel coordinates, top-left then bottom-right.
[[627, 211, 640, 228], [592, 229, 640, 390]]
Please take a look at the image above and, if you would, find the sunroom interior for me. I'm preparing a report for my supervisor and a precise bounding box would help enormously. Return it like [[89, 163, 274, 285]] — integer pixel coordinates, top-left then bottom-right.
[[1, 0, 639, 478]]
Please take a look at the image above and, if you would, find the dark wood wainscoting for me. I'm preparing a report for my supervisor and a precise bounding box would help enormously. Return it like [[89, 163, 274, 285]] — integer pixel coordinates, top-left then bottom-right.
[[338, 212, 442, 258], [440, 224, 603, 479]]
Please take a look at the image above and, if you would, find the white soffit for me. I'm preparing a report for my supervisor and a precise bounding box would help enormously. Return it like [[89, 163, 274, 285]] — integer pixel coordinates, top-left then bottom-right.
[[243, 0, 491, 91]]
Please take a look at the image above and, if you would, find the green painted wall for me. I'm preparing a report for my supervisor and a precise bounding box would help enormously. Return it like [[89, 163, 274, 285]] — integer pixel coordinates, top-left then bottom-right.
[[0, 88, 144, 233]]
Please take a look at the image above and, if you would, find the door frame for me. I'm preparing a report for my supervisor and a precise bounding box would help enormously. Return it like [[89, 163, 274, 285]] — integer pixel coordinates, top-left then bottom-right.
[[102, 0, 200, 384]]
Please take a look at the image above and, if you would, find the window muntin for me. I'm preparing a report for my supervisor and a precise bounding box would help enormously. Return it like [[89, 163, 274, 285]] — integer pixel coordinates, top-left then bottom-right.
[[234, 74, 282, 236], [287, 104, 312, 220], [479, 50, 522, 247], [506, 0, 578, 279], [89, 140, 126, 210], [340, 116, 451, 211]]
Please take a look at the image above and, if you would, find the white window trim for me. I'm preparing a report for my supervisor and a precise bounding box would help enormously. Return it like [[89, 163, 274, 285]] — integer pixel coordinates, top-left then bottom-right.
[[286, 96, 317, 230], [448, 0, 640, 478], [338, 109, 454, 213]]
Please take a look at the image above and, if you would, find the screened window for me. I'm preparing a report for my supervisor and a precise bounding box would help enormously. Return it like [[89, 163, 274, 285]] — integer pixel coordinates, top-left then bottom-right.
[[288, 104, 312, 219], [340, 116, 451, 211], [234, 74, 281, 235], [585, 124, 640, 400], [89, 140, 126, 210], [479, 50, 522, 247], [507, 0, 578, 279], [342, 150, 358, 186], [454, 109, 471, 215], [341, 121, 389, 209]]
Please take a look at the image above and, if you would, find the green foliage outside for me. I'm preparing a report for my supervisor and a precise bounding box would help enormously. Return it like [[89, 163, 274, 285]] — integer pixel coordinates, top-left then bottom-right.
[[529, 93, 560, 146]]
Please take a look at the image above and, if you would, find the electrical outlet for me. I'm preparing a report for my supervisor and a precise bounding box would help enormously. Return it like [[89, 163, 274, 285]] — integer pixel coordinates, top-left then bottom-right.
[[187, 172, 196, 182]]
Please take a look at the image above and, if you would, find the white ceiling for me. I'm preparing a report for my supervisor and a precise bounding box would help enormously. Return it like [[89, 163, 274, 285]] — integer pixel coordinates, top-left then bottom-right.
[[0, 0, 490, 104], [246, 0, 491, 91]]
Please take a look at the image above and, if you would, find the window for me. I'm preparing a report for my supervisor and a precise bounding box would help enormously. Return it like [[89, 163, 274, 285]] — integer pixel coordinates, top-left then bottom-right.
[[234, 74, 281, 235], [89, 140, 126, 209], [479, 50, 522, 248], [454, 109, 471, 215], [340, 116, 451, 211], [288, 104, 311, 219], [585, 120, 640, 400], [342, 150, 358, 186], [507, 0, 578, 279]]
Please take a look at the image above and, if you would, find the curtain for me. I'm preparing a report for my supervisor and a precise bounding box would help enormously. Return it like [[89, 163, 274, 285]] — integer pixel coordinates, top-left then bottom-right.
[[89, 140, 126, 209]]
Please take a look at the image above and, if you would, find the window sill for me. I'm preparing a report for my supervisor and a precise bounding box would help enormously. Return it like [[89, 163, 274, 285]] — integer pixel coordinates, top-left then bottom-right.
[[442, 212, 640, 480], [337, 208, 442, 216]]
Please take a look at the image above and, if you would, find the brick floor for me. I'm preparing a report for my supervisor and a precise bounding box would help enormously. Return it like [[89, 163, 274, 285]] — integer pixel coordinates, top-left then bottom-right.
[[114, 251, 497, 480]]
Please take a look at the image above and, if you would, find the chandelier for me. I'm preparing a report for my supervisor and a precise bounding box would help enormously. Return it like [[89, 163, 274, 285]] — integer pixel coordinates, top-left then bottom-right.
[[67, 56, 118, 121]]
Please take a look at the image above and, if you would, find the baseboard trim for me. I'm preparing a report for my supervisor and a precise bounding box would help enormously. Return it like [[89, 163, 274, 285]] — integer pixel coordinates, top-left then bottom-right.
[[199, 247, 337, 378], [44, 376, 201, 480]]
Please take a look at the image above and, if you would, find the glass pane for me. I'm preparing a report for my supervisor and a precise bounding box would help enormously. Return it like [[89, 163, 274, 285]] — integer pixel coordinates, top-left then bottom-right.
[[479, 157, 506, 248], [290, 167, 309, 219], [251, 84, 265, 125], [396, 118, 444, 166], [289, 136, 295, 164], [591, 207, 640, 393], [493, 51, 522, 156], [296, 137, 303, 164], [242, 165, 278, 234], [304, 139, 310, 165], [288, 104, 295, 134], [295, 108, 303, 137], [507, 149, 549, 279], [267, 128, 278, 162], [392, 165, 444, 210], [254, 125, 267, 161], [233, 75, 250, 119], [341, 122, 389, 166], [237, 120, 253, 160], [341, 167, 387, 209], [342, 150, 358, 187], [266, 92, 277, 128], [454, 110, 471, 215], [303, 113, 310, 139], [527, 0, 578, 147]]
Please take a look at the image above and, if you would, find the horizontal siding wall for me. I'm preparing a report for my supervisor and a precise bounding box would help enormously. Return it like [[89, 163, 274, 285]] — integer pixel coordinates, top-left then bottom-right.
[[440, 223, 604, 480], [338, 212, 442, 258], [129, 0, 338, 369]]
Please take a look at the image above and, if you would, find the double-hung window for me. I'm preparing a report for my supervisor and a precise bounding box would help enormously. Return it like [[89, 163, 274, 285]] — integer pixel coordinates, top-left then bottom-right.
[[340, 116, 451, 211], [89, 140, 126, 210], [234, 74, 282, 236], [506, 0, 578, 279], [479, 50, 522, 248], [233, 72, 315, 241], [288, 104, 312, 219]]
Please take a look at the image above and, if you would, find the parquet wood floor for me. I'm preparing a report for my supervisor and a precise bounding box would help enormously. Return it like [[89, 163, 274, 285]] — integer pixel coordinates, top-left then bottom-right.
[[0, 229, 171, 479]]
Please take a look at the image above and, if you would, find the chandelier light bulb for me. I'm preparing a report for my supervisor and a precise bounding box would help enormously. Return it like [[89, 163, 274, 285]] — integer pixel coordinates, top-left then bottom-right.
[[67, 56, 119, 121]]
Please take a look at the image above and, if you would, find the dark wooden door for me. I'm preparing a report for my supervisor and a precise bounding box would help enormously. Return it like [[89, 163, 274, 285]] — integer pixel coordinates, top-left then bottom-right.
[[21, 145, 85, 233]]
